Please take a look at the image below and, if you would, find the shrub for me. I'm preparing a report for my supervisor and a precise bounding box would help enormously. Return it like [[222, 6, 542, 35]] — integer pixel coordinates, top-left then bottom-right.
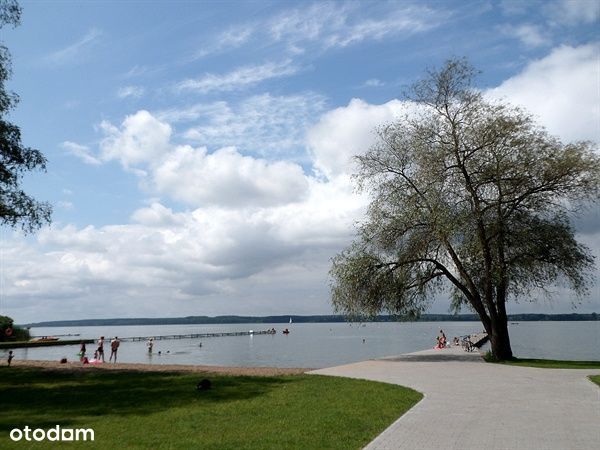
[[0, 315, 30, 341]]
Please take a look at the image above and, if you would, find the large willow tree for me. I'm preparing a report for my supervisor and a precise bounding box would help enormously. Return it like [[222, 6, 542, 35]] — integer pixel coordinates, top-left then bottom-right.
[[330, 59, 599, 360]]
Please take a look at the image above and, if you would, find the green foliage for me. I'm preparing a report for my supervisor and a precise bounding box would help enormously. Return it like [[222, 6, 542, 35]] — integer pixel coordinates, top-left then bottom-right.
[[483, 350, 501, 363], [0, 314, 29, 341], [491, 358, 600, 370], [0, 0, 51, 233], [590, 375, 600, 387], [330, 58, 600, 360], [0, 368, 422, 449]]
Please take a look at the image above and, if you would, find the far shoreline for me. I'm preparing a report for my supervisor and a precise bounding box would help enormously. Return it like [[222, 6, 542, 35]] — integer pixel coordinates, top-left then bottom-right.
[[21, 312, 599, 328]]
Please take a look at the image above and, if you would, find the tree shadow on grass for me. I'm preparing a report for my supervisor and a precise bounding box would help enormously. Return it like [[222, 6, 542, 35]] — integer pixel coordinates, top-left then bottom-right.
[[0, 368, 298, 432]]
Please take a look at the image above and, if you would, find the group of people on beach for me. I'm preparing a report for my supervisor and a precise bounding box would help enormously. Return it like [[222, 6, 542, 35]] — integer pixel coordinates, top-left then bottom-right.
[[434, 329, 462, 349], [79, 336, 120, 364]]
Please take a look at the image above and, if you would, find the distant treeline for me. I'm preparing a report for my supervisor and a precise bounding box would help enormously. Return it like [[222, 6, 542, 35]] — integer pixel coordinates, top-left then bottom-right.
[[22, 312, 598, 328]]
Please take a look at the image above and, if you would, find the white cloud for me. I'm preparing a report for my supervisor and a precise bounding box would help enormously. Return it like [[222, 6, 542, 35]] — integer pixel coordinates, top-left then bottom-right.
[[488, 43, 600, 143], [152, 146, 309, 208], [25, 41, 599, 322], [500, 0, 530, 15], [98, 110, 311, 208], [307, 98, 408, 178], [61, 141, 102, 165], [268, 2, 347, 45], [192, 24, 255, 59], [499, 23, 550, 48], [5, 95, 376, 321], [117, 85, 145, 99], [2, 170, 367, 321], [99, 110, 172, 168], [43, 28, 102, 65], [547, 0, 600, 25], [189, 2, 445, 61], [57, 201, 74, 211], [130, 202, 186, 227], [268, 2, 443, 51], [56, 201, 74, 211], [159, 93, 326, 158], [175, 60, 299, 93], [363, 78, 384, 87], [325, 9, 438, 48]]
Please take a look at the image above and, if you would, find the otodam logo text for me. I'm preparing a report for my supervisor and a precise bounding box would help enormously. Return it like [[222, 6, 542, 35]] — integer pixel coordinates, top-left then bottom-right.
[[10, 426, 95, 442]]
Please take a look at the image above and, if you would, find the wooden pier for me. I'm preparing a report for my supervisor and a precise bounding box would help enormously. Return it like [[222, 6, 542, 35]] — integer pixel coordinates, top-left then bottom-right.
[[469, 332, 489, 348], [0, 330, 276, 349], [120, 329, 276, 342]]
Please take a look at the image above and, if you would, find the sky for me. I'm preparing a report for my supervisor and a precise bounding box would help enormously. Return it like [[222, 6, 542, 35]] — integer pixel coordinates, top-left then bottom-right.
[[0, 0, 598, 323]]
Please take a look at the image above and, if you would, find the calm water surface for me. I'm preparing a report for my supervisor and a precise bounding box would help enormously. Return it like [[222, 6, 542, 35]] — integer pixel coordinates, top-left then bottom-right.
[[3, 321, 598, 368]]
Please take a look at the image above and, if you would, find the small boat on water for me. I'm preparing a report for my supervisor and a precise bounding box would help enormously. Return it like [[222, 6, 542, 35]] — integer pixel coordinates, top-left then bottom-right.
[[30, 336, 59, 342]]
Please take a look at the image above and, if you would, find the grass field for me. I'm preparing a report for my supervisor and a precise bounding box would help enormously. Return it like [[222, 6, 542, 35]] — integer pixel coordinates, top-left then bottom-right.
[[591, 375, 600, 387], [0, 367, 422, 449], [490, 358, 600, 369]]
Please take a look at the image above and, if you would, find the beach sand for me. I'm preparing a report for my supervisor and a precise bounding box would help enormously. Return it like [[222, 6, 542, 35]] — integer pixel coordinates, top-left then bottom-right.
[[8, 359, 308, 376]]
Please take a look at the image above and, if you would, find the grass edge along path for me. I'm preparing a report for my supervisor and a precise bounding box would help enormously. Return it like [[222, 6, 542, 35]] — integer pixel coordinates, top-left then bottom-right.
[[590, 375, 600, 387], [488, 357, 600, 369], [0, 368, 422, 449]]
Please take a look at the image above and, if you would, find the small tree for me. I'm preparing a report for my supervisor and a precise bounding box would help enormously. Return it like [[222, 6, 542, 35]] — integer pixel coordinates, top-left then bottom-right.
[[0, 314, 29, 341], [330, 59, 599, 360], [0, 0, 51, 233]]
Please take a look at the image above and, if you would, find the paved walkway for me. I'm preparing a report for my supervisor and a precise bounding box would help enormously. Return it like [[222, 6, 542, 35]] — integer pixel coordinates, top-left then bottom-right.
[[310, 347, 600, 450]]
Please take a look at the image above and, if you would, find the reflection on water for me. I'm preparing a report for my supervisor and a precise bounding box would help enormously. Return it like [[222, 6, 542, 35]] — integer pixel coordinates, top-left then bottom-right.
[[1, 321, 598, 368]]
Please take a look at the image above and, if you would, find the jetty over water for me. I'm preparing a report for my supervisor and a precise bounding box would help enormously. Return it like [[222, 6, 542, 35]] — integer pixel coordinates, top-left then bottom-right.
[[120, 329, 275, 342], [467, 332, 488, 347], [0, 329, 276, 349]]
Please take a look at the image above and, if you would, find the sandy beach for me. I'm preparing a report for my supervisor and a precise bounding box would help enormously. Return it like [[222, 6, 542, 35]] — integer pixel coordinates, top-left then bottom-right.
[[8, 359, 308, 376]]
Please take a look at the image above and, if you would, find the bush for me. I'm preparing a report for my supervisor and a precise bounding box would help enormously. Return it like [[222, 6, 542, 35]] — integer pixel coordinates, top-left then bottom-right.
[[0, 315, 30, 341], [483, 350, 500, 363]]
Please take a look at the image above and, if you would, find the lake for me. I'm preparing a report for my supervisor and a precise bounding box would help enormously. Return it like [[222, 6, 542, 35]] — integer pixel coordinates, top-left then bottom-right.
[[3, 321, 599, 368]]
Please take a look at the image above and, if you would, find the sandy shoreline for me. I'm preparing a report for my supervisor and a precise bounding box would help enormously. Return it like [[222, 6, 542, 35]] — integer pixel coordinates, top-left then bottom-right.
[[8, 359, 309, 376]]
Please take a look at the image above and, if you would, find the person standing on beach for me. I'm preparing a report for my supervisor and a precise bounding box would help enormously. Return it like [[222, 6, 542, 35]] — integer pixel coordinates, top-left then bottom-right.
[[97, 336, 105, 362], [439, 329, 447, 347], [109, 336, 120, 363], [7, 350, 14, 367], [79, 341, 86, 360]]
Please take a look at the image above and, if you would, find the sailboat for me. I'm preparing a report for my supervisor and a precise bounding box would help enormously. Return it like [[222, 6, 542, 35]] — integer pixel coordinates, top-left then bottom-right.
[[289, 317, 292, 324]]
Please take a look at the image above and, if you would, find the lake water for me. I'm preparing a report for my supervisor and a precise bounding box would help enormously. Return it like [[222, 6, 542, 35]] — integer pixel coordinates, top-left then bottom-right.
[[3, 321, 598, 368]]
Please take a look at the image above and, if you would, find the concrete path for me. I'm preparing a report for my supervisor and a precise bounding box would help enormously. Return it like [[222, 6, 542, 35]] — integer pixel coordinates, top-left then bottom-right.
[[310, 347, 600, 450]]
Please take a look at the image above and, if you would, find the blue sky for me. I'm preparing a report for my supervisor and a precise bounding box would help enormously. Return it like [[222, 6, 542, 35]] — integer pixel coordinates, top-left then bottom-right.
[[1, 0, 599, 322]]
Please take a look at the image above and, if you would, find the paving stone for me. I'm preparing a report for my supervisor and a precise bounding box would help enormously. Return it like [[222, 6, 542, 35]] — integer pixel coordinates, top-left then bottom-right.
[[310, 347, 600, 450]]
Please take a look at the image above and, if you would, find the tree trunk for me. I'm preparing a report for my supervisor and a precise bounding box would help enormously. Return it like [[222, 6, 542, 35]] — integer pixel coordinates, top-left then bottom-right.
[[489, 317, 513, 360]]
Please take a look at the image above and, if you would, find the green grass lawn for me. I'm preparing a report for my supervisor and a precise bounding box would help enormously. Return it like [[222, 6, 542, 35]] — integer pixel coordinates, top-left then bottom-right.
[[590, 375, 600, 387], [0, 368, 422, 449], [490, 358, 600, 369]]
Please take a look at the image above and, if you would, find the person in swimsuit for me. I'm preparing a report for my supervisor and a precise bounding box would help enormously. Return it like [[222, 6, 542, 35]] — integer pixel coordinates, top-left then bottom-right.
[[97, 336, 105, 362], [146, 337, 153, 354], [109, 336, 120, 363]]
